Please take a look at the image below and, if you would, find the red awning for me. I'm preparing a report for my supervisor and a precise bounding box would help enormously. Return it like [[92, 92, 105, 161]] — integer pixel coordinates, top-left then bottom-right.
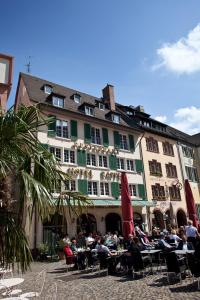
[[184, 179, 199, 228], [121, 172, 135, 238]]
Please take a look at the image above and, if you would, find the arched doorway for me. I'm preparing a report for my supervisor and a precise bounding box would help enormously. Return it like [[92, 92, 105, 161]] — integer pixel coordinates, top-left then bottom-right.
[[165, 209, 171, 227], [134, 212, 143, 226], [153, 209, 165, 229], [77, 214, 97, 234], [43, 213, 67, 255], [177, 209, 187, 227], [105, 213, 122, 234]]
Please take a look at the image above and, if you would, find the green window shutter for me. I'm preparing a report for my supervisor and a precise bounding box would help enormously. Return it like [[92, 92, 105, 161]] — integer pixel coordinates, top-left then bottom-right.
[[84, 123, 91, 144], [40, 143, 48, 150], [128, 134, 135, 152], [102, 128, 109, 147], [135, 159, 143, 173], [70, 120, 78, 141], [48, 115, 56, 137], [77, 149, 86, 166], [138, 184, 146, 200], [78, 179, 88, 195], [111, 182, 119, 198], [113, 131, 120, 149], [109, 155, 117, 170]]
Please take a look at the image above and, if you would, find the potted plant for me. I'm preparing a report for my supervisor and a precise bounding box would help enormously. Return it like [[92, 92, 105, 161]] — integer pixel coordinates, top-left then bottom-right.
[[38, 243, 49, 261]]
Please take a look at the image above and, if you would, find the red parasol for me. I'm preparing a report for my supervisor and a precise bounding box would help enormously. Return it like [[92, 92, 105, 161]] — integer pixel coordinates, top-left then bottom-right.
[[120, 172, 135, 238], [184, 179, 199, 228]]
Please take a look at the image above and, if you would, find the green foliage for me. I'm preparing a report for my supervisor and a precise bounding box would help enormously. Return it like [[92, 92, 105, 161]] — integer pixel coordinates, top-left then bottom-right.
[[0, 105, 89, 271]]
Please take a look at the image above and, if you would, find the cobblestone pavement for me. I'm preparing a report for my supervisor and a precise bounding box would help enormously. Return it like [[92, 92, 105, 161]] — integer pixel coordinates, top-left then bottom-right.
[[7, 261, 200, 300]]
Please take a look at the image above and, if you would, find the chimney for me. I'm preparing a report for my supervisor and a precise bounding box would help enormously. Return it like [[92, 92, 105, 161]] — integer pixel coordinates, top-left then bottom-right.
[[102, 84, 115, 111], [0, 53, 14, 113]]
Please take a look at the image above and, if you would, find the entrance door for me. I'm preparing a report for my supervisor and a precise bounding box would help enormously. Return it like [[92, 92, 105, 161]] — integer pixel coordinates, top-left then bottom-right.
[[77, 214, 97, 234], [153, 209, 165, 229], [105, 213, 122, 234], [177, 209, 187, 227]]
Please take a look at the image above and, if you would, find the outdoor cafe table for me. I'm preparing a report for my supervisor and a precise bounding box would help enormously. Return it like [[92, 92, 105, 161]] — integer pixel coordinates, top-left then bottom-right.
[[174, 250, 195, 255], [140, 249, 161, 273], [0, 278, 24, 290]]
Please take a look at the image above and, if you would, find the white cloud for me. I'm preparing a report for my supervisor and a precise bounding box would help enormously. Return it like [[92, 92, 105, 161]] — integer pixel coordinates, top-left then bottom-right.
[[154, 24, 200, 74], [155, 115, 167, 122], [170, 106, 200, 134]]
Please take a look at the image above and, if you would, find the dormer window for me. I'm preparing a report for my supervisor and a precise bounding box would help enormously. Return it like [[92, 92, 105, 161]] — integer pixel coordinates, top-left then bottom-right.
[[85, 106, 94, 116], [112, 114, 120, 124], [99, 103, 105, 110], [52, 96, 64, 108], [73, 94, 81, 103], [44, 85, 52, 94]]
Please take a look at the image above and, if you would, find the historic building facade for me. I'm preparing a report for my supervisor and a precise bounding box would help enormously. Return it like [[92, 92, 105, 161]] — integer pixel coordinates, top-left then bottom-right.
[[15, 73, 152, 248]]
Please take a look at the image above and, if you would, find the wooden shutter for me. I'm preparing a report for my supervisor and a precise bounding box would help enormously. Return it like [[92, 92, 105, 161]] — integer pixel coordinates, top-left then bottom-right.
[[138, 184, 146, 199], [113, 131, 120, 149], [109, 155, 117, 170], [78, 179, 88, 195], [111, 182, 119, 198], [128, 134, 135, 152], [70, 120, 78, 141], [48, 115, 56, 137], [135, 159, 143, 173], [84, 123, 91, 144], [77, 149, 86, 166], [40, 143, 48, 150], [102, 128, 109, 147]]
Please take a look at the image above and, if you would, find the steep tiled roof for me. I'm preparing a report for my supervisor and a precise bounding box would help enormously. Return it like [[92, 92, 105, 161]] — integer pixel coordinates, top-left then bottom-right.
[[20, 73, 140, 130]]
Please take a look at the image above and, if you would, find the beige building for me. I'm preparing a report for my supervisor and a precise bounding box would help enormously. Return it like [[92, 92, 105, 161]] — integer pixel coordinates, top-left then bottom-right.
[[15, 73, 152, 249]]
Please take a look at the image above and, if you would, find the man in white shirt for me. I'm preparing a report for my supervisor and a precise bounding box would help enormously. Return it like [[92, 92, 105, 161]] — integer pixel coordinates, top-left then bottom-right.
[[185, 220, 199, 248]]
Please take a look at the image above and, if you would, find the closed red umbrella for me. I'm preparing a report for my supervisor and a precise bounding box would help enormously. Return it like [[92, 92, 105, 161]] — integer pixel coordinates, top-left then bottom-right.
[[121, 172, 135, 239], [184, 179, 199, 228]]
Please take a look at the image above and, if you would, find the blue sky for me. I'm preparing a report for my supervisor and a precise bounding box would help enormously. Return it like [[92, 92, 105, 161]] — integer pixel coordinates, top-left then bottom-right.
[[2, 0, 200, 134]]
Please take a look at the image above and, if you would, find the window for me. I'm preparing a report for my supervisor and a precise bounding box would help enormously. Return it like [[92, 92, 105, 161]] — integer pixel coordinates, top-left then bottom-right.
[[91, 127, 101, 144], [112, 114, 120, 124], [119, 134, 128, 150], [73, 94, 81, 103], [182, 146, 194, 158], [56, 119, 68, 138], [99, 103, 105, 110], [117, 158, 125, 170], [88, 181, 98, 195], [169, 185, 181, 200], [100, 182, 110, 196], [127, 160, 135, 171], [149, 160, 162, 176], [99, 155, 108, 168], [64, 149, 75, 164], [85, 106, 94, 116], [129, 184, 137, 197], [44, 85, 52, 94], [151, 184, 165, 200], [52, 96, 64, 108], [146, 137, 159, 153], [64, 180, 76, 191], [163, 142, 174, 156], [50, 147, 61, 161], [166, 163, 177, 178], [87, 153, 96, 166], [185, 166, 199, 182]]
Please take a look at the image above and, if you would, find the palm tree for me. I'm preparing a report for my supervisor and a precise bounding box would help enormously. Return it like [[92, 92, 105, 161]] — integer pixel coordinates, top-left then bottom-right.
[[0, 105, 89, 272]]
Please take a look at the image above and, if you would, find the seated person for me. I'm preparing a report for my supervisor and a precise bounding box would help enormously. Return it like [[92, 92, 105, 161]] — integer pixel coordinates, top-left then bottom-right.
[[77, 232, 86, 248], [85, 233, 95, 248], [63, 242, 76, 266], [177, 235, 194, 250], [133, 236, 145, 251], [95, 238, 113, 256], [157, 232, 172, 250], [70, 238, 78, 253], [168, 229, 181, 245]]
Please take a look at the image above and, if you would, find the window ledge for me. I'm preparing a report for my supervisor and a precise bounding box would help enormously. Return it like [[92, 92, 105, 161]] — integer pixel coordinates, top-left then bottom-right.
[[163, 153, 174, 157], [118, 149, 130, 153], [54, 136, 72, 142], [62, 163, 78, 167]]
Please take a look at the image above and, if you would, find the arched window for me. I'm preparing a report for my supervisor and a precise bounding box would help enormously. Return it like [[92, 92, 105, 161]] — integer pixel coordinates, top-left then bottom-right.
[[77, 214, 97, 234], [105, 213, 122, 234]]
